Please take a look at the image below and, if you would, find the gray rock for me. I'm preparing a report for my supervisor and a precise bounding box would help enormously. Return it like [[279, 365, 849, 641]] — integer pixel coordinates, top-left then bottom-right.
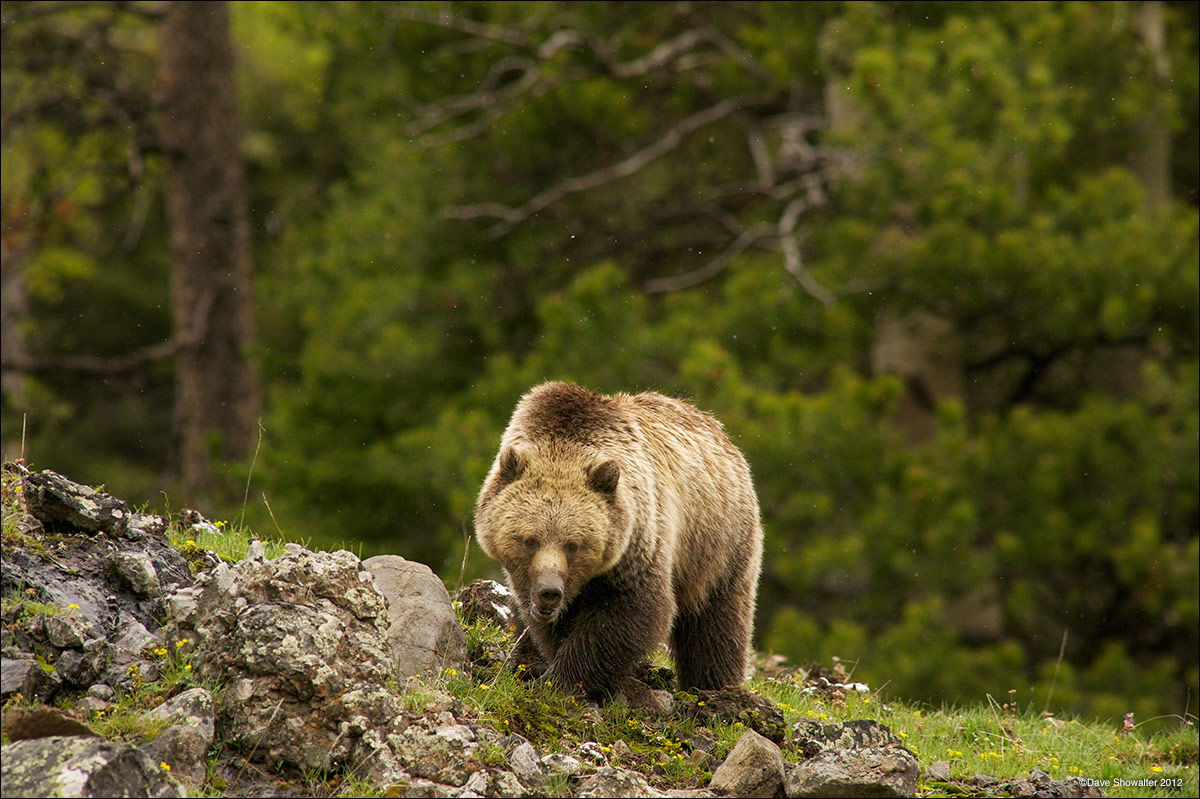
[[1, 734, 184, 797], [540, 751, 582, 777], [146, 687, 216, 745], [454, 579, 514, 629], [109, 552, 161, 598], [245, 539, 266, 562], [507, 740, 545, 785], [20, 654, 63, 701], [709, 728, 785, 798], [75, 695, 110, 714], [663, 791, 718, 798], [141, 724, 208, 786], [54, 647, 106, 686], [784, 744, 918, 798], [2, 655, 38, 698], [2, 468, 194, 703], [364, 555, 469, 678], [462, 769, 490, 796], [22, 470, 131, 534], [112, 620, 158, 661], [575, 766, 664, 798], [45, 614, 98, 650], [169, 545, 405, 774], [86, 683, 114, 701], [489, 770, 529, 797], [386, 776, 460, 798], [392, 723, 481, 786], [926, 760, 952, 782]]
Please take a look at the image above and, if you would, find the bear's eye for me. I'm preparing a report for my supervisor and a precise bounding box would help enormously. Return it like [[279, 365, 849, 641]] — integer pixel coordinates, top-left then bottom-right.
[[523, 537, 539, 551], [564, 541, 579, 555]]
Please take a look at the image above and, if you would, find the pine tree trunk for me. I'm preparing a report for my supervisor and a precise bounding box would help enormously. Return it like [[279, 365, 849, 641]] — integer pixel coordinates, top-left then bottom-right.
[[1132, 0, 1171, 208], [158, 0, 260, 501]]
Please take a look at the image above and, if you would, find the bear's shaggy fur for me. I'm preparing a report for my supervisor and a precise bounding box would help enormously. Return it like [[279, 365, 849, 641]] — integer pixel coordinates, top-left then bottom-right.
[[475, 381, 763, 699]]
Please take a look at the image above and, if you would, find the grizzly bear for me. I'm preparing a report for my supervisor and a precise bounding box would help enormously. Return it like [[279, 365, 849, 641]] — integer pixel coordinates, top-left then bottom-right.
[[474, 381, 763, 699]]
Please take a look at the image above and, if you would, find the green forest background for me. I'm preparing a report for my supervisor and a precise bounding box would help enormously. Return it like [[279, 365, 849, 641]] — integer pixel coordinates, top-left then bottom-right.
[[3, 1, 1197, 728]]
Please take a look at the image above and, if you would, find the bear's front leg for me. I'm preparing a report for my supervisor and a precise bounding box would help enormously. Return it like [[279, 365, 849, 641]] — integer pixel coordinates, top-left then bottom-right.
[[542, 572, 672, 700]]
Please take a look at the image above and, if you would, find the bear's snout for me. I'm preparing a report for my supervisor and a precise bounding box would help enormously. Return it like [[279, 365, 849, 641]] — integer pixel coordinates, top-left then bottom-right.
[[532, 571, 565, 618]]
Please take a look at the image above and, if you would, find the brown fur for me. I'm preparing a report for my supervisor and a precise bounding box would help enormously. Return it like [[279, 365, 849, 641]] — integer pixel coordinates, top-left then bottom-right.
[[475, 381, 763, 698]]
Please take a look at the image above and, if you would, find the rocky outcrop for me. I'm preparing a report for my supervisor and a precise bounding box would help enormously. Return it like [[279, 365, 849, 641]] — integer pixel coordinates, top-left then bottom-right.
[[167, 543, 408, 777], [2, 466, 194, 704], [1, 735, 185, 798]]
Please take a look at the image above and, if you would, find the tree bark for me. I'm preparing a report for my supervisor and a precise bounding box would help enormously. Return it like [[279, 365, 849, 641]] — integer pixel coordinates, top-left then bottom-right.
[[1132, 0, 1171, 208], [158, 0, 260, 501]]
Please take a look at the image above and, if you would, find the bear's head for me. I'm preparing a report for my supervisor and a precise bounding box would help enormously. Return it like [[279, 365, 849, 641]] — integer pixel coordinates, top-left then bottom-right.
[[476, 443, 631, 623]]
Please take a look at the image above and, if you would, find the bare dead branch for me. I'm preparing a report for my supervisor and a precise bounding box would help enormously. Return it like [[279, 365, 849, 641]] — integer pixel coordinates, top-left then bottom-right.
[[645, 223, 774, 293], [446, 96, 749, 236], [778, 197, 835, 306], [391, 4, 532, 48], [748, 123, 774, 189], [0, 286, 215, 378], [407, 57, 542, 138], [607, 28, 765, 80], [2, 339, 177, 378]]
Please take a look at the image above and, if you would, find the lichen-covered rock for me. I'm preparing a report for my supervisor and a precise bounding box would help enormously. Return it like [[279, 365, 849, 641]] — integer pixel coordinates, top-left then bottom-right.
[[709, 728, 785, 798], [788, 719, 902, 757], [146, 688, 215, 744], [784, 744, 918, 798], [108, 552, 162, 598], [139, 687, 215, 784], [364, 555, 469, 678], [168, 545, 408, 775], [21, 469, 132, 535], [575, 765, 665, 798], [391, 723, 482, 786], [1, 735, 185, 798]]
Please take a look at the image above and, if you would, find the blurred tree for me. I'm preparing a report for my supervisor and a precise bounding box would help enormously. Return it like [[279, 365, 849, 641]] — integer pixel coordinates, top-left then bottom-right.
[[1, 0, 260, 501], [159, 0, 261, 501], [1, 0, 172, 483]]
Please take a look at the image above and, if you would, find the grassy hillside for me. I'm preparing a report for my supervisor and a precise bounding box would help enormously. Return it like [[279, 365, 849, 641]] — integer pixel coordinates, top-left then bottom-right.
[[3, 469, 1196, 797]]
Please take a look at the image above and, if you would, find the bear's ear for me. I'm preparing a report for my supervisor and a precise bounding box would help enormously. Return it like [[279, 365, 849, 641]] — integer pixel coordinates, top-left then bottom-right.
[[497, 447, 527, 485], [588, 460, 620, 496]]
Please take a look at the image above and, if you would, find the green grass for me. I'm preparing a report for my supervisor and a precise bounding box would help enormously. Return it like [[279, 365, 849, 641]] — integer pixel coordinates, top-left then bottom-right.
[[441, 609, 1198, 798], [167, 516, 291, 568], [754, 675, 1198, 798]]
